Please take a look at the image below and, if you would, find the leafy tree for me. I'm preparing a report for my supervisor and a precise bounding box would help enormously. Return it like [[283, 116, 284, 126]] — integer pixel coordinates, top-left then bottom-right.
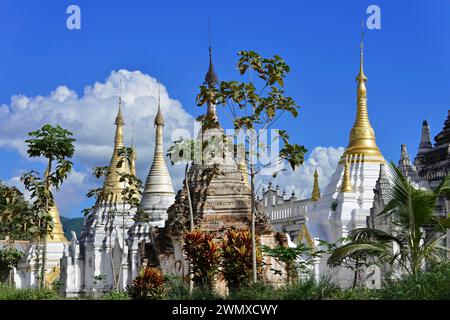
[[0, 245, 24, 285], [263, 242, 322, 285], [196, 51, 307, 283], [21, 124, 75, 288], [0, 183, 33, 241], [328, 162, 450, 278]]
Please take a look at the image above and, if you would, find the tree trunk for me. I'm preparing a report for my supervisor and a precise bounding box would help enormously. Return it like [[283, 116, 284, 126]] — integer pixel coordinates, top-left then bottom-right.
[[352, 259, 359, 289], [250, 163, 257, 284], [41, 231, 47, 289], [185, 163, 194, 293], [41, 158, 53, 289], [186, 163, 194, 231], [35, 220, 41, 288]]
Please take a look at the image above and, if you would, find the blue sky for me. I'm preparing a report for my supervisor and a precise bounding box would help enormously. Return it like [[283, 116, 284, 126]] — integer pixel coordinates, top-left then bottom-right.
[[1, 0, 449, 217]]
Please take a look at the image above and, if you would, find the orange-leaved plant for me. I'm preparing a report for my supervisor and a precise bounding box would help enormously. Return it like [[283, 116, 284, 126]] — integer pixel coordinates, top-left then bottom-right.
[[220, 229, 262, 292], [183, 230, 221, 290], [126, 267, 165, 300]]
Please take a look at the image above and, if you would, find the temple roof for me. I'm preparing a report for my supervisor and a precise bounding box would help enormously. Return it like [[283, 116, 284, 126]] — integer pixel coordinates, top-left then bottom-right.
[[434, 110, 450, 146]]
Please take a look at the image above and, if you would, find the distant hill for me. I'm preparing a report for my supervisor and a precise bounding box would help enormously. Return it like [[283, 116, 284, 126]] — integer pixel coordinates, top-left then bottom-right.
[[60, 217, 84, 240]]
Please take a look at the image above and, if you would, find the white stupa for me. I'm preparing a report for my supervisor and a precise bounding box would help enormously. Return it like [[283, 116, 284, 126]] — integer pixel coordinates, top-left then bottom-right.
[[139, 90, 175, 227], [307, 38, 386, 251]]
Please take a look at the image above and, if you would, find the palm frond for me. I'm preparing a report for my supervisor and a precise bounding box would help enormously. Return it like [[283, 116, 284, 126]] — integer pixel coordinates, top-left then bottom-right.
[[327, 243, 388, 267], [378, 162, 411, 223], [418, 235, 449, 265], [349, 228, 402, 246]]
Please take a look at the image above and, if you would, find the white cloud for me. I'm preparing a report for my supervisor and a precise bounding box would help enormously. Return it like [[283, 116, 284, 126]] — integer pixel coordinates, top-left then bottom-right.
[[257, 146, 345, 200], [0, 70, 196, 217]]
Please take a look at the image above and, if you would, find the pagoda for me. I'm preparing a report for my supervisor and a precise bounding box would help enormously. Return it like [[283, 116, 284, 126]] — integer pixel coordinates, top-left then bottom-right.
[[61, 95, 138, 296], [307, 36, 386, 252]]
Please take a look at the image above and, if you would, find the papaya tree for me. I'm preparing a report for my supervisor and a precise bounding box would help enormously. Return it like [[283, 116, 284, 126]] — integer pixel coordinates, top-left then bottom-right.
[[21, 124, 75, 288]]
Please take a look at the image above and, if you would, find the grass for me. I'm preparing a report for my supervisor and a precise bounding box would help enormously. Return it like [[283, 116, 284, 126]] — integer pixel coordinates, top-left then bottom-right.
[[0, 284, 61, 300]]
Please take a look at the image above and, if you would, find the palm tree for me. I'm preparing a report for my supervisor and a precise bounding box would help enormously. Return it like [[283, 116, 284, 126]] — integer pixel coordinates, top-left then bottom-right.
[[328, 162, 450, 278]]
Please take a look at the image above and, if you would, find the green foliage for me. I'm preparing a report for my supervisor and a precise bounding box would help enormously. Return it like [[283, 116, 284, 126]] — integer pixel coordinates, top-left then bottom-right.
[[118, 172, 143, 209], [377, 262, 450, 300], [126, 268, 165, 300], [0, 183, 33, 241], [228, 277, 340, 300], [25, 124, 75, 162], [0, 247, 24, 283], [183, 230, 221, 290], [164, 275, 222, 300], [164, 275, 191, 300], [100, 291, 130, 300], [262, 243, 321, 284], [0, 284, 60, 300], [220, 230, 261, 291], [196, 50, 307, 172]]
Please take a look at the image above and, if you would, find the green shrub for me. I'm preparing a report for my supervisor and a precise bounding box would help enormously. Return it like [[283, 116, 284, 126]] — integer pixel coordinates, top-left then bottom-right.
[[280, 277, 339, 300], [164, 275, 221, 300], [164, 275, 190, 300], [228, 282, 276, 300], [0, 284, 60, 300], [228, 277, 340, 300], [101, 291, 130, 300], [377, 262, 450, 300]]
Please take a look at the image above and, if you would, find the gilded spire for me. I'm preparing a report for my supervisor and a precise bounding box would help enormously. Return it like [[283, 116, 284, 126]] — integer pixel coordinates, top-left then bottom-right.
[[47, 200, 67, 243], [341, 156, 353, 193], [101, 90, 130, 202], [311, 168, 321, 201], [344, 31, 383, 162]]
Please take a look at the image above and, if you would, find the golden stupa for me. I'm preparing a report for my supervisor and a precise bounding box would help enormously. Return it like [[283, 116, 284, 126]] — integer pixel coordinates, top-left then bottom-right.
[[342, 37, 384, 163], [101, 97, 131, 204], [47, 203, 67, 243]]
